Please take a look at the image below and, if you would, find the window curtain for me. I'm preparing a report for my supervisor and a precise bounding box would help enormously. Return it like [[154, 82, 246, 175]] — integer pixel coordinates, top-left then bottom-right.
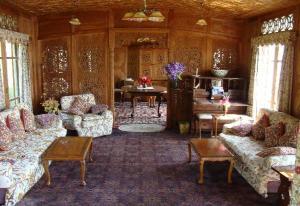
[[247, 31, 296, 117], [0, 57, 5, 110], [0, 28, 31, 110], [18, 43, 32, 110]]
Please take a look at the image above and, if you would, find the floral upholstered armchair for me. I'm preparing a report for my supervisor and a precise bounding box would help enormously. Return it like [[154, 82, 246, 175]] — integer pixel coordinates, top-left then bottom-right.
[[59, 93, 113, 137]]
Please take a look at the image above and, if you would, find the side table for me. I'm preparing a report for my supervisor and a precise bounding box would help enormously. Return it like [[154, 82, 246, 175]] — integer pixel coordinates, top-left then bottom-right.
[[272, 165, 295, 206], [212, 114, 252, 137]]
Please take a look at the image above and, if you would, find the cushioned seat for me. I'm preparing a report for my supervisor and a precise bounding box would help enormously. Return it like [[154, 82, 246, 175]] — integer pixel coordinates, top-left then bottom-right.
[[81, 113, 103, 121]]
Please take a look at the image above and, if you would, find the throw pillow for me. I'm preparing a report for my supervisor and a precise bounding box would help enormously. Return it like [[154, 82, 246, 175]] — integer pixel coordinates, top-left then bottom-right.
[[264, 122, 285, 147], [68, 97, 92, 115], [90, 104, 108, 114], [277, 126, 298, 148], [6, 115, 26, 140], [35, 114, 58, 129], [20, 109, 36, 132], [251, 114, 270, 140], [256, 146, 296, 158], [228, 123, 252, 136], [0, 121, 13, 151]]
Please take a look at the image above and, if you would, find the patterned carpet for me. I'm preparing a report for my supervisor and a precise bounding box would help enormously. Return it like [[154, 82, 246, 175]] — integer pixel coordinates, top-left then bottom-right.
[[18, 130, 277, 206], [114, 102, 167, 127]]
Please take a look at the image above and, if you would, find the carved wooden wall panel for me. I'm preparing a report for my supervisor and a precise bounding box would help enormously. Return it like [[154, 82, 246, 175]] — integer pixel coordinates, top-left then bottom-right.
[[212, 39, 239, 74], [74, 33, 108, 104], [114, 47, 127, 84], [40, 37, 72, 100], [169, 31, 206, 74]]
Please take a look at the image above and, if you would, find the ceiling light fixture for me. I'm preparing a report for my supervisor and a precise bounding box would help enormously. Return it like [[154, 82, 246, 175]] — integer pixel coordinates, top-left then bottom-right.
[[195, 1, 208, 26], [196, 19, 207, 26], [122, 0, 165, 22], [69, 0, 81, 26]]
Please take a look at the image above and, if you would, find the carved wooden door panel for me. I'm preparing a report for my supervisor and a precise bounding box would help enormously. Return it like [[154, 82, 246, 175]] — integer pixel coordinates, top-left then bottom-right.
[[139, 49, 153, 77], [74, 33, 108, 104], [40, 37, 72, 101], [152, 49, 168, 80]]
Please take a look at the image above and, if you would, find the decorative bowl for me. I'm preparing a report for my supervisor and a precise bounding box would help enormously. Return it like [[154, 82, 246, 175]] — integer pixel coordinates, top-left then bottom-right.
[[211, 69, 229, 77]]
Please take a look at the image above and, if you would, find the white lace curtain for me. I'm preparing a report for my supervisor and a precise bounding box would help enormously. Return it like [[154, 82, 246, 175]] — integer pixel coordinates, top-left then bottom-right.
[[247, 31, 296, 117], [0, 29, 32, 110]]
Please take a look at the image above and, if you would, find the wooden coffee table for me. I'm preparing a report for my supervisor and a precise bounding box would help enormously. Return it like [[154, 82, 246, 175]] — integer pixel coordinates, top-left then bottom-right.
[[42, 136, 93, 186], [188, 138, 234, 184]]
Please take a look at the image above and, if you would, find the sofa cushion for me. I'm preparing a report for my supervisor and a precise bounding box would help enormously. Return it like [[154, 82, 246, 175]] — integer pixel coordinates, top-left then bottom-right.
[[265, 122, 286, 147], [0, 121, 13, 151], [277, 126, 298, 148], [68, 97, 92, 115], [82, 113, 103, 121], [90, 104, 108, 114], [257, 147, 296, 158], [252, 114, 270, 140], [228, 122, 252, 136], [35, 114, 59, 129], [6, 115, 26, 140], [61, 94, 96, 111], [20, 109, 36, 132]]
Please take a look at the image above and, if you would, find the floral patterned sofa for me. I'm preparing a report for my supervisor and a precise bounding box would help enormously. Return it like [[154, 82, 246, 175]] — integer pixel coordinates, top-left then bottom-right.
[[0, 104, 67, 206], [60, 93, 113, 137], [218, 108, 298, 197]]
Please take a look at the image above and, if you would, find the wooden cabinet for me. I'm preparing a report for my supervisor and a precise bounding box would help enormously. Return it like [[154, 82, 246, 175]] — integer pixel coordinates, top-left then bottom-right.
[[167, 75, 248, 130], [127, 47, 168, 86]]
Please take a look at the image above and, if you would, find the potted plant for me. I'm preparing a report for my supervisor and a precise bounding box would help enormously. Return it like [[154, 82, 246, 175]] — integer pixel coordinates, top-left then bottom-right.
[[138, 76, 152, 88], [41, 98, 60, 114], [164, 62, 185, 88]]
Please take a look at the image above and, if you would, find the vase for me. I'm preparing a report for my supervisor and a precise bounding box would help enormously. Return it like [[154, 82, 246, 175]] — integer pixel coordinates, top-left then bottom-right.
[[223, 105, 229, 115], [142, 83, 146, 88], [171, 80, 179, 89]]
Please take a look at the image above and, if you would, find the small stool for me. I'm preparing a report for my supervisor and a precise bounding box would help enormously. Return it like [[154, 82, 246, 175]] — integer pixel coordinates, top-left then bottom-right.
[[195, 113, 213, 138]]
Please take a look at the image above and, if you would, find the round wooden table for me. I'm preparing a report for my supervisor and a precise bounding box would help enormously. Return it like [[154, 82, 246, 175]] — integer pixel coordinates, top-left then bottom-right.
[[126, 86, 167, 117]]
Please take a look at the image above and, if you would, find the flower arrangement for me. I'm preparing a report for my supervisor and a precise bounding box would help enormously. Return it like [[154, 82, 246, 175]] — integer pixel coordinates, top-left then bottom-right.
[[41, 98, 60, 114], [138, 76, 152, 88], [164, 62, 185, 81], [219, 93, 231, 115]]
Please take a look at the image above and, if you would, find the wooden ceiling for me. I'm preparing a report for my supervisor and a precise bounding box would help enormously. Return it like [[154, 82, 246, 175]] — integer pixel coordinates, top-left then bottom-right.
[[4, 0, 300, 18]]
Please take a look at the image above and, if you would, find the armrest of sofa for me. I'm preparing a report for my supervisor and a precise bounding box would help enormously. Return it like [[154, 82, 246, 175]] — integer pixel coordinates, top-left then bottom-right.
[[0, 161, 13, 187], [260, 155, 296, 172], [222, 119, 254, 135], [59, 111, 82, 130]]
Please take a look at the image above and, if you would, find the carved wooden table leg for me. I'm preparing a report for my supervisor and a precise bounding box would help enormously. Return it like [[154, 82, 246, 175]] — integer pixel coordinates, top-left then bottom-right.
[[89, 142, 93, 162], [131, 95, 135, 117], [80, 160, 87, 186], [198, 159, 205, 184], [42, 160, 51, 186], [227, 159, 234, 184], [157, 95, 161, 117], [188, 143, 192, 163]]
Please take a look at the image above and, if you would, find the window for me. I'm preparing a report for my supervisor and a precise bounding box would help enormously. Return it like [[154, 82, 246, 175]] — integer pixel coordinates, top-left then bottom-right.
[[5, 41, 21, 107], [261, 14, 294, 35], [252, 43, 285, 117]]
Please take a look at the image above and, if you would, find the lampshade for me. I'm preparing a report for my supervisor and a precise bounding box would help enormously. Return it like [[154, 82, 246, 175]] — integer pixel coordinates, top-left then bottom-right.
[[196, 19, 207, 26], [131, 11, 148, 22], [148, 11, 165, 22], [122, 12, 135, 21], [69, 17, 81, 25]]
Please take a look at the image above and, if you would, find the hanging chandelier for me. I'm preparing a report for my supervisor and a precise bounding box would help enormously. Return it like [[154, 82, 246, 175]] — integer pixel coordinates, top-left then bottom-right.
[[195, 1, 208, 26], [122, 0, 165, 22], [69, 0, 81, 25]]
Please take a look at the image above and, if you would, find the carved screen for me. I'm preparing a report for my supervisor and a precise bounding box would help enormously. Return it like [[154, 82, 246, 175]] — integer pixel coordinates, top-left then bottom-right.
[[40, 37, 72, 100], [212, 39, 238, 71], [75, 33, 108, 104]]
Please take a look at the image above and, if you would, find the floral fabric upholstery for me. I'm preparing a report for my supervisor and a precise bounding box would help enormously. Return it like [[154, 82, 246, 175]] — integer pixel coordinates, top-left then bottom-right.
[[35, 114, 60, 129], [220, 108, 299, 197], [251, 114, 270, 140], [0, 105, 67, 206], [291, 129, 300, 205], [256, 147, 296, 158], [0, 121, 13, 151], [264, 122, 285, 147], [68, 97, 92, 116], [6, 115, 26, 141], [20, 109, 36, 132], [60, 94, 113, 137], [90, 104, 108, 114]]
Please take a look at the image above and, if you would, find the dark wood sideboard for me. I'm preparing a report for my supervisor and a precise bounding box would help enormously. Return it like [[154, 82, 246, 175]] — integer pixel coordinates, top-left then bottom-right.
[[167, 74, 248, 130]]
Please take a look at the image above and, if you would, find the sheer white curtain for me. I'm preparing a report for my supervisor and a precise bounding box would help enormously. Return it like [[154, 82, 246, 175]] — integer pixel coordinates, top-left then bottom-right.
[[0, 56, 5, 110], [251, 44, 284, 118]]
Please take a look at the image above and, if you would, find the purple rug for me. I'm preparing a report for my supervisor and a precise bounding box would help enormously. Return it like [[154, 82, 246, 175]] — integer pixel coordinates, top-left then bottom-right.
[[18, 130, 276, 206]]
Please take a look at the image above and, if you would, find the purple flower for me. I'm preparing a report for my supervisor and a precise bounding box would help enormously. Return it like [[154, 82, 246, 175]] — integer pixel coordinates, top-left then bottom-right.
[[164, 62, 185, 81]]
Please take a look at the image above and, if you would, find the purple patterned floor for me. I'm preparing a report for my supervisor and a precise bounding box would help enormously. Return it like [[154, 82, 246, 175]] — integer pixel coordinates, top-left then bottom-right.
[[18, 130, 276, 206], [114, 101, 167, 127]]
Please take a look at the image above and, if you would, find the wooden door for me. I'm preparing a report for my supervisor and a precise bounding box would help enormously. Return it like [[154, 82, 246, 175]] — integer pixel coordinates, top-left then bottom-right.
[[39, 37, 72, 101]]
